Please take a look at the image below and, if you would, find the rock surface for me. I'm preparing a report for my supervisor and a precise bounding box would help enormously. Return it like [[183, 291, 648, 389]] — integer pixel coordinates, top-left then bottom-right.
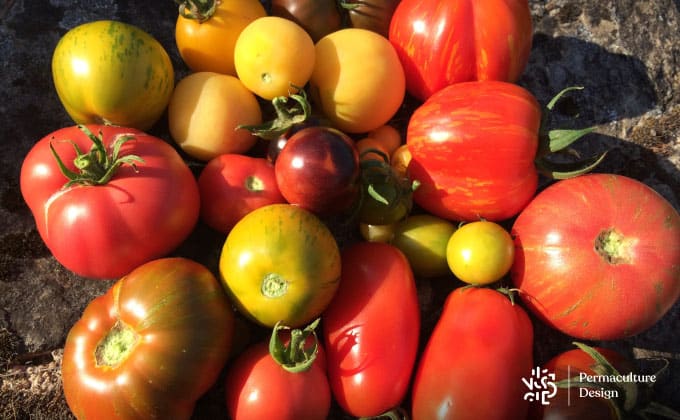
[[1, 0, 678, 418]]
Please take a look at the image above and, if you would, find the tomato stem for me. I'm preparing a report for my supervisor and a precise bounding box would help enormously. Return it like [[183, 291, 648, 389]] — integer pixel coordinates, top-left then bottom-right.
[[94, 320, 139, 368], [238, 87, 312, 140], [268, 318, 320, 373], [175, 0, 218, 23]]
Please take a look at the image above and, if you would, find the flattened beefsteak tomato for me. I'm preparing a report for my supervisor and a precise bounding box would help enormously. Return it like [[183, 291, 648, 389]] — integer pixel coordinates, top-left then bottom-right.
[[20, 125, 199, 279], [388, 0, 532, 101], [411, 287, 534, 420], [511, 173, 680, 340], [61, 258, 235, 420]]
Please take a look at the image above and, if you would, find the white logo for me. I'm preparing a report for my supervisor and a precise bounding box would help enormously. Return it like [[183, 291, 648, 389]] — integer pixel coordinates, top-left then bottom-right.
[[522, 367, 558, 405]]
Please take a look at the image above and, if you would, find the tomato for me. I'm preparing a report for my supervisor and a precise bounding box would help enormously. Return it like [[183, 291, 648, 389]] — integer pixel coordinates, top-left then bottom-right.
[[355, 124, 402, 161], [446, 220, 515, 285], [219, 204, 341, 328], [198, 154, 286, 234], [61, 258, 234, 419], [529, 343, 635, 420], [357, 155, 416, 225], [359, 222, 397, 243], [407, 81, 542, 222], [51, 20, 174, 131], [234, 16, 316, 100], [310, 28, 406, 133], [388, 0, 532, 101], [511, 173, 680, 340], [19, 125, 199, 279], [225, 320, 331, 420], [390, 143, 412, 179], [391, 214, 457, 278], [274, 126, 361, 215], [341, 0, 401, 37], [174, 0, 266, 75], [411, 287, 534, 420], [168, 72, 262, 161], [323, 242, 420, 417], [271, 0, 343, 42]]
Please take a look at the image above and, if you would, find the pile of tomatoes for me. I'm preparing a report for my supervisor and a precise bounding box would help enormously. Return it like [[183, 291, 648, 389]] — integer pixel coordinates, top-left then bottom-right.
[[17, 0, 680, 419]]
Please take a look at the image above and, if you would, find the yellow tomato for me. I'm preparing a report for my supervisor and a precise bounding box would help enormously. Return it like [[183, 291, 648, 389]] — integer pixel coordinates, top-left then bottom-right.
[[391, 144, 412, 179], [175, 0, 266, 75], [168, 72, 262, 161], [310, 28, 405, 133], [391, 214, 457, 278], [219, 204, 341, 328], [51, 20, 174, 131], [234, 16, 316, 100], [446, 221, 515, 285]]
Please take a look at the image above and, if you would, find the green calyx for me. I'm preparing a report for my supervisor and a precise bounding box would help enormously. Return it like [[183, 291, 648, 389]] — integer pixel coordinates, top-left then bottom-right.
[[50, 125, 144, 187], [175, 0, 218, 23], [594, 228, 634, 264], [95, 320, 139, 368], [268, 318, 320, 373], [535, 86, 607, 179], [238, 87, 312, 141]]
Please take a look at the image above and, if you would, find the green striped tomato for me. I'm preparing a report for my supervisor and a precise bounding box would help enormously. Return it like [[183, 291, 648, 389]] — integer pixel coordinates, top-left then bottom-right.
[[51, 20, 174, 131]]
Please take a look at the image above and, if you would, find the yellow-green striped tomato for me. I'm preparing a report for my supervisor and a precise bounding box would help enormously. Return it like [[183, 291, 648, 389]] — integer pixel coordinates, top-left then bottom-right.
[[51, 20, 174, 131]]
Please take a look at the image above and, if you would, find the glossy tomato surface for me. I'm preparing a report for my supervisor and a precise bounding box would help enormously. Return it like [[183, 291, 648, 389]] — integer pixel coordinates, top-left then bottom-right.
[[343, 0, 401, 37], [389, 0, 532, 101], [411, 287, 534, 420], [52, 20, 174, 131], [198, 154, 286, 233], [61, 258, 234, 419], [175, 0, 266, 75], [407, 80, 542, 222], [271, 0, 342, 42], [275, 126, 360, 214], [19, 125, 199, 279], [511, 173, 680, 340], [219, 204, 341, 328], [323, 242, 420, 417]]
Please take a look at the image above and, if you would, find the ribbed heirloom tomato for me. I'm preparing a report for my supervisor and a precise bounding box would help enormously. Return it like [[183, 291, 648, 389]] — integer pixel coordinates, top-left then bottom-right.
[[61, 258, 234, 420]]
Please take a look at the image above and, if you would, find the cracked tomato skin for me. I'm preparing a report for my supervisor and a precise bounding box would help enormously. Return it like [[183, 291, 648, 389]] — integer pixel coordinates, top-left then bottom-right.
[[61, 258, 235, 420], [511, 173, 680, 340], [388, 0, 532, 101], [407, 81, 542, 222], [19, 125, 199, 279]]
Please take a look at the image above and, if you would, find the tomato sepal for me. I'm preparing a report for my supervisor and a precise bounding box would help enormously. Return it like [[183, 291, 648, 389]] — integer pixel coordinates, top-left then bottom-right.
[[238, 88, 313, 140], [175, 0, 219, 22], [269, 318, 320, 373]]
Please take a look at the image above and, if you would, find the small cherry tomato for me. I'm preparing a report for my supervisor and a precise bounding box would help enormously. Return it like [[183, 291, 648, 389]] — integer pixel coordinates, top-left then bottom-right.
[[198, 154, 286, 233], [168, 72, 262, 161], [234, 16, 316, 100], [391, 214, 457, 278], [446, 220, 515, 285], [390, 143, 412, 179]]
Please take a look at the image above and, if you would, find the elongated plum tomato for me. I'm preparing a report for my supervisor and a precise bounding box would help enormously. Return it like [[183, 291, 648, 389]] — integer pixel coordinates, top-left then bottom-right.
[[407, 81, 542, 222], [61, 258, 235, 420], [219, 204, 341, 328], [310, 28, 405, 133], [174, 0, 266, 75], [323, 242, 420, 417], [411, 287, 534, 420], [19, 125, 199, 279], [388, 0, 532, 101], [52, 20, 174, 131], [511, 173, 680, 340]]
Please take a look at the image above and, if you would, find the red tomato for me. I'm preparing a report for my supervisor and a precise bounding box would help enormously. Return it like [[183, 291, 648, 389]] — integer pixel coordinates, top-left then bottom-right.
[[388, 0, 533, 101], [274, 126, 360, 214], [61, 258, 234, 419], [225, 321, 331, 420], [19, 125, 199, 279], [511, 173, 680, 340], [323, 242, 420, 417], [407, 81, 541, 222], [198, 154, 286, 233], [411, 287, 534, 420]]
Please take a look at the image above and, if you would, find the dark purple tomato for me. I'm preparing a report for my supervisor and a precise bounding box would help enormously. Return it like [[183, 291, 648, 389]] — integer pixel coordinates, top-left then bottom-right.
[[341, 0, 401, 37], [271, 0, 343, 42], [274, 126, 360, 214]]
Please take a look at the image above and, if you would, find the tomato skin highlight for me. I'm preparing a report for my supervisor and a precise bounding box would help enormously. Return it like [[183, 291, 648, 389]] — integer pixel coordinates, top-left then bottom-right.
[[411, 287, 534, 420], [323, 242, 420, 417], [389, 0, 533, 101], [52, 20, 174, 131], [407, 80, 542, 222], [511, 173, 680, 340], [61, 258, 235, 420], [20, 125, 199, 279]]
